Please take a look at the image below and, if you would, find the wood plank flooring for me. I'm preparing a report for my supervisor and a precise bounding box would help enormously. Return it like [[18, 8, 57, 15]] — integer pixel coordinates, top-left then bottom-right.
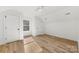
[[0, 37, 42, 53], [0, 34, 78, 53], [24, 37, 42, 53], [0, 40, 24, 53], [33, 34, 78, 53]]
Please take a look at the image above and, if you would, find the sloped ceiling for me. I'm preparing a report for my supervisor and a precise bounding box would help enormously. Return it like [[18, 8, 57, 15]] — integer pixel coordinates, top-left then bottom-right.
[[38, 6, 79, 23], [0, 6, 69, 17], [0, 6, 37, 19], [0, 6, 79, 21]]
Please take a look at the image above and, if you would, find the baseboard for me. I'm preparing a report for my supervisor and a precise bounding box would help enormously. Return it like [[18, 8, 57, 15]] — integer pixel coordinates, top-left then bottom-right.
[[45, 34, 77, 42], [36, 34, 78, 45]]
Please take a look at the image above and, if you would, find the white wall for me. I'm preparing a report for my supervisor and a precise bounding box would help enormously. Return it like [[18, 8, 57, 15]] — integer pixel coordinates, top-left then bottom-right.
[[0, 6, 78, 41], [0, 10, 24, 45], [43, 7, 79, 41], [31, 16, 45, 36], [0, 6, 37, 37]]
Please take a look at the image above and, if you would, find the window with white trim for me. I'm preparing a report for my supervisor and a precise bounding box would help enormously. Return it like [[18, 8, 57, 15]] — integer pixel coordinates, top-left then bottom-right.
[[23, 20, 29, 31]]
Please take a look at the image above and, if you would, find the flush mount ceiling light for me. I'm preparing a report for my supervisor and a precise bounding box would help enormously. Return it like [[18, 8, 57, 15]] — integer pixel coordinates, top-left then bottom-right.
[[65, 9, 71, 15], [35, 6, 45, 12], [65, 12, 71, 15]]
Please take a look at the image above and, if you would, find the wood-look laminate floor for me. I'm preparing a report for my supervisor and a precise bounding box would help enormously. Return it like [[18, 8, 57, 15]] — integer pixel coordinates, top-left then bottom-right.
[[0, 34, 78, 53], [24, 36, 42, 53], [0, 40, 24, 53], [33, 34, 78, 53]]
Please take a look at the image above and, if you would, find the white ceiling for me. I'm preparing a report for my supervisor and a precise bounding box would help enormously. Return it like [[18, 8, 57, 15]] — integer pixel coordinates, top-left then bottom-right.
[[0, 6, 79, 20], [0, 6, 36, 16], [0, 6, 69, 16]]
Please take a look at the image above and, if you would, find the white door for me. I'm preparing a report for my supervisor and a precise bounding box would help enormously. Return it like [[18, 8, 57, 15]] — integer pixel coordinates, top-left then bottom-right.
[[4, 15, 20, 43], [0, 16, 5, 44]]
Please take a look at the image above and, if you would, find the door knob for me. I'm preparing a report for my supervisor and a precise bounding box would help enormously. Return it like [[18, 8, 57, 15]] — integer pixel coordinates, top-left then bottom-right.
[[17, 28, 20, 30]]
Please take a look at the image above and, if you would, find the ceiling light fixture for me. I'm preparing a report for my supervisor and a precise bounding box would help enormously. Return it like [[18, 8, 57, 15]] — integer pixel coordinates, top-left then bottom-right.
[[65, 12, 71, 15], [35, 6, 44, 12]]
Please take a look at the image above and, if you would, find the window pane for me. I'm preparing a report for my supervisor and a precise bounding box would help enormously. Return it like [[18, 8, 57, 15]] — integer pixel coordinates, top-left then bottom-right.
[[23, 20, 29, 25], [23, 26, 29, 31]]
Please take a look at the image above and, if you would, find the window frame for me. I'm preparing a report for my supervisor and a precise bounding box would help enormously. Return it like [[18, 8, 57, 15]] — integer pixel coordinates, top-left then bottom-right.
[[23, 20, 29, 31]]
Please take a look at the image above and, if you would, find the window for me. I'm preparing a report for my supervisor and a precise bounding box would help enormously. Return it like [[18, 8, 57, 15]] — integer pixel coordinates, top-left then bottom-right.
[[23, 20, 29, 31]]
